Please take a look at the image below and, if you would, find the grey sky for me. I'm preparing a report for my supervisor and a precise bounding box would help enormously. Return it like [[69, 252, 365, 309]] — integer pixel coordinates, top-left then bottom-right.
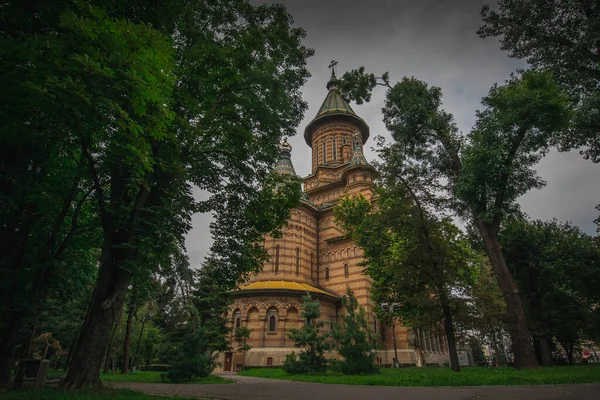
[[185, 0, 600, 267]]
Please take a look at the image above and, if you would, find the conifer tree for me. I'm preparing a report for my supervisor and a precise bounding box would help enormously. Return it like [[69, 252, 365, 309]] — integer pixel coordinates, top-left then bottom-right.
[[283, 293, 330, 374], [331, 289, 378, 375]]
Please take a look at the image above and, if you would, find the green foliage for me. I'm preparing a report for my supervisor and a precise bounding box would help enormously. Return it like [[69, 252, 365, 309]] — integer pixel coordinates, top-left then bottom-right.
[[283, 293, 330, 374], [500, 217, 600, 361], [166, 328, 214, 382], [331, 289, 378, 375], [455, 70, 571, 224], [478, 0, 600, 163], [234, 327, 252, 352], [239, 365, 600, 386]]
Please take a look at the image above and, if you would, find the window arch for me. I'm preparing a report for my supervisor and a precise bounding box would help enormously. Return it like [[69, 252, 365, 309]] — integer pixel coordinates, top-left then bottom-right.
[[332, 138, 337, 160], [310, 253, 314, 280], [267, 307, 278, 333], [275, 245, 280, 273], [325, 266, 330, 281], [296, 247, 300, 275], [344, 263, 349, 278], [322, 141, 327, 163]]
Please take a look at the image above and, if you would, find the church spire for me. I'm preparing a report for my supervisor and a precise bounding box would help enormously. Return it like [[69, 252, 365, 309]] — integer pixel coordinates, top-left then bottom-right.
[[273, 137, 297, 177], [347, 130, 371, 169], [326, 59, 338, 90]]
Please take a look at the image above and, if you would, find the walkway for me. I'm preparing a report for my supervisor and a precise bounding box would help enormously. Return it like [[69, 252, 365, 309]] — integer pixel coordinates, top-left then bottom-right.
[[108, 373, 600, 400]]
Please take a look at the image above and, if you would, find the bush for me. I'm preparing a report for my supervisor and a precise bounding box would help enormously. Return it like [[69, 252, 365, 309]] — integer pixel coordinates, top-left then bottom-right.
[[167, 354, 213, 382], [166, 328, 216, 382]]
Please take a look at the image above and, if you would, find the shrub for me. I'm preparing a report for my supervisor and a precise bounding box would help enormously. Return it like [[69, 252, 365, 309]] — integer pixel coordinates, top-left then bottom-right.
[[166, 328, 216, 382]]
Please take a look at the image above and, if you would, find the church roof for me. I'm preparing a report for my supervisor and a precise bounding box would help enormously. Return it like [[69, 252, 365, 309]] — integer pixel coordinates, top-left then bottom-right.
[[235, 280, 338, 298], [304, 76, 369, 146]]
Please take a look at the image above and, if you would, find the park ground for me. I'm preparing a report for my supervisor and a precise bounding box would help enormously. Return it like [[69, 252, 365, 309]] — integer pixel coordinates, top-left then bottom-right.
[[3, 366, 600, 400]]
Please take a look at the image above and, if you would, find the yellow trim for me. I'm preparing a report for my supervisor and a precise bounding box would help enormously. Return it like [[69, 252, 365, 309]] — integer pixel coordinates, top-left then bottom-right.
[[236, 280, 333, 296]]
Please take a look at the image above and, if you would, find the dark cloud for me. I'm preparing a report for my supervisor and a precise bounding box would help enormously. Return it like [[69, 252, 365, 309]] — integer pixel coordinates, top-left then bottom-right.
[[185, 0, 599, 267]]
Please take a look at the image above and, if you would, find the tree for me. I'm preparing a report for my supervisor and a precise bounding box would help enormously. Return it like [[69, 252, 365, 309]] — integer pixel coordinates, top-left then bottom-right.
[[331, 289, 378, 375], [500, 217, 600, 365], [233, 327, 251, 371], [284, 293, 330, 374], [59, 0, 311, 388], [338, 68, 571, 368], [336, 188, 479, 372], [478, 0, 600, 163]]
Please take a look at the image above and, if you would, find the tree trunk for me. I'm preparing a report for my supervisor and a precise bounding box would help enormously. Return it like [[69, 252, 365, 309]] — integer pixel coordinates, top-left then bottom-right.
[[60, 246, 132, 389], [25, 313, 40, 359], [537, 335, 554, 366], [440, 300, 460, 372], [0, 311, 23, 387], [475, 219, 538, 369], [103, 313, 121, 374], [121, 302, 136, 374]]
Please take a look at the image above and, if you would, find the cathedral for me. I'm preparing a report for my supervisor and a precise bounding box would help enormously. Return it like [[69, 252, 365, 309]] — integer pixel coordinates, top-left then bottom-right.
[[218, 69, 448, 371]]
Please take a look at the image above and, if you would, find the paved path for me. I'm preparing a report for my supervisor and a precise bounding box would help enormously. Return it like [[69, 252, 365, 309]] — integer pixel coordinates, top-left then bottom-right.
[[108, 373, 600, 400]]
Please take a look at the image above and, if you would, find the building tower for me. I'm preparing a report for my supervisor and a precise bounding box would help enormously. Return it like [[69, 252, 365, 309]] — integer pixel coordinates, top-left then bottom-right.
[[220, 65, 448, 371]]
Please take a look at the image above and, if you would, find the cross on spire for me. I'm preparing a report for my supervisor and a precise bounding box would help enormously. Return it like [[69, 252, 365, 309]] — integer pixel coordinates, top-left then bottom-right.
[[328, 60, 338, 78]]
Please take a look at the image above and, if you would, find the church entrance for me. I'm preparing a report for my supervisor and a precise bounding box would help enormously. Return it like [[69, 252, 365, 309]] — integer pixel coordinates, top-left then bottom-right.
[[224, 352, 233, 372]]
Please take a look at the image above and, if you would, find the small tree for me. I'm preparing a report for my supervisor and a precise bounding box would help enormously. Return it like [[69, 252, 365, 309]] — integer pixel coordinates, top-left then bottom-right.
[[167, 328, 214, 383], [234, 327, 251, 370], [331, 289, 378, 375], [283, 293, 330, 374]]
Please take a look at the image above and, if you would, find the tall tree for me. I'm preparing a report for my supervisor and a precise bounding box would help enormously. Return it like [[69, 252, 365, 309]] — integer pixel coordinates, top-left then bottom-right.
[[60, 0, 311, 388], [336, 188, 479, 372], [338, 68, 571, 368]]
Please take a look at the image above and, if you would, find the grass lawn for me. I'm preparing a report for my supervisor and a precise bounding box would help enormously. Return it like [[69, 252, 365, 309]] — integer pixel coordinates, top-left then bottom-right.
[[0, 388, 186, 400], [47, 370, 233, 385], [238, 364, 600, 386]]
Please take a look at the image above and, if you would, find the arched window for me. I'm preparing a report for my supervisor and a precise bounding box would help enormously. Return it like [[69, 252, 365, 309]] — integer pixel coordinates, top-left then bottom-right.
[[353, 175, 356, 183], [373, 318, 378, 334], [325, 266, 330, 281], [322, 141, 327, 163], [267, 306, 278, 333], [344, 263, 349, 278], [275, 245, 280, 273], [310, 253, 314, 280], [347, 248, 351, 258], [234, 310, 241, 329], [296, 247, 300, 275], [332, 138, 337, 160]]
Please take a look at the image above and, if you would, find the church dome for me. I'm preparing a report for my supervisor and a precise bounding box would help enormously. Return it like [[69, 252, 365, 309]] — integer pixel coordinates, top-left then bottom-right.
[[304, 74, 370, 147]]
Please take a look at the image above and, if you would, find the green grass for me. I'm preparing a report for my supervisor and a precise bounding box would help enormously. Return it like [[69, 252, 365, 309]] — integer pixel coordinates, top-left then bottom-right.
[[0, 388, 185, 400], [47, 370, 233, 385], [238, 365, 600, 386]]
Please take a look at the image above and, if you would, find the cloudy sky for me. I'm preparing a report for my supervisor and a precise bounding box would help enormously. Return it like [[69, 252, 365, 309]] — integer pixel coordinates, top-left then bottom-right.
[[185, 0, 600, 267]]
